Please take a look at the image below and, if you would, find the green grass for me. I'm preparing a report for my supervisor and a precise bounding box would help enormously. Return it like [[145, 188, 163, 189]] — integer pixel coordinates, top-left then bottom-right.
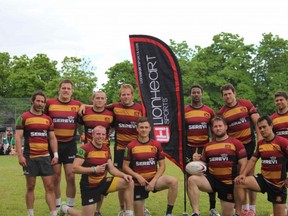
[[0, 153, 274, 216]]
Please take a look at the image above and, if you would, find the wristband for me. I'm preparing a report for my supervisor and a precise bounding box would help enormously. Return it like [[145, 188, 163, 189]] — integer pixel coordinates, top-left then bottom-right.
[[53, 152, 59, 158], [93, 166, 97, 174]]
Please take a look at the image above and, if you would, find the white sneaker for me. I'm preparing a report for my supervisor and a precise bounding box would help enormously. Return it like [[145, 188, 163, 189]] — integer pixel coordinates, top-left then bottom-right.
[[144, 208, 151, 216], [209, 208, 220, 216], [118, 210, 125, 216]]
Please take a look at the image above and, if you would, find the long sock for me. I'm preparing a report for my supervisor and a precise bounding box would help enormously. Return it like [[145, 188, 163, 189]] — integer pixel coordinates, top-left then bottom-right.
[[56, 198, 61, 208], [166, 204, 174, 214], [242, 204, 249, 211], [50, 210, 58, 216], [66, 197, 75, 207], [249, 205, 256, 211], [208, 193, 216, 209], [27, 209, 34, 216]]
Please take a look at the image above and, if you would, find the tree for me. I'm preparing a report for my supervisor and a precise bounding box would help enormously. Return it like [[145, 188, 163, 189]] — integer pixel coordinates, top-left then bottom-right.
[[251, 33, 288, 115], [102, 60, 140, 104], [0, 52, 12, 97], [45, 56, 97, 104], [186, 32, 255, 110]]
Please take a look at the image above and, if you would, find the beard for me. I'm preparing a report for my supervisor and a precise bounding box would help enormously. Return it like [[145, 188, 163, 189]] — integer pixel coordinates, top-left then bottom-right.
[[214, 131, 226, 138]]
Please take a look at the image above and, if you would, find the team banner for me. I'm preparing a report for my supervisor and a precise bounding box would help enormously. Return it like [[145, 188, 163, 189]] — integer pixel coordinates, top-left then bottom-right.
[[129, 35, 186, 171]]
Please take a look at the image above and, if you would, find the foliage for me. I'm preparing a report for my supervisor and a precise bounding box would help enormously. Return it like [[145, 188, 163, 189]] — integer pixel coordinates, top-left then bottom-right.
[[102, 60, 140, 104], [251, 33, 288, 115]]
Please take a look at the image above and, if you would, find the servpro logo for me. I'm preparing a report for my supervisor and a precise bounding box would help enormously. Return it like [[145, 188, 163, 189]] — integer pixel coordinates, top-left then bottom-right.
[[154, 126, 170, 143]]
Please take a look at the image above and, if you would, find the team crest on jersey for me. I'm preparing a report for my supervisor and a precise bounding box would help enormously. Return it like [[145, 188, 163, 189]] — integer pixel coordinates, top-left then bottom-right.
[[105, 117, 110, 122], [225, 144, 231, 149], [71, 107, 77, 112], [150, 146, 157, 153], [204, 113, 210, 118], [134, 112, 140, 116]]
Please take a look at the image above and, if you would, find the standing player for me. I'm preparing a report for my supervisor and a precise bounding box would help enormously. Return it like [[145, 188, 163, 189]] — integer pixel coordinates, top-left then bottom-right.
[[187, 116, 247, 216], [106, 84, 143, 216], [218, 83, 261, 216], [79, 90, 113, 216], [184, 84, 219, 216], [234, 116, 288, 216], [15, 91, 58, 216], [58, 126, 134, 216], [123, 117, 178, 216], [44, 79, 82, 210]]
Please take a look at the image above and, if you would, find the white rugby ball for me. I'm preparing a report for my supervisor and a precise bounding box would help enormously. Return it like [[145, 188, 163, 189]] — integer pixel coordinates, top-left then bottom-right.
[[185, 161, 207, 175]]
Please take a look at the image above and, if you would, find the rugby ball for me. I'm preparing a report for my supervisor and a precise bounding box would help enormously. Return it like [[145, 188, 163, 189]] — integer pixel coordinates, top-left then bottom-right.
[[185, 161, 207, 175]]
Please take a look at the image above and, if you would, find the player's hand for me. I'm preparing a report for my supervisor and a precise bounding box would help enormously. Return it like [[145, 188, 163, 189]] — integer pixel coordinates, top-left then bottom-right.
[[136, 174, 148, 186], [18, 155, 27, 167], [234, 175, 246, 184], [192, 153, 201, 161], [123, 174, 133, 182], [51, 157, 58, 165], [96, 163, 108, 173], [78, 104, 86, 116]]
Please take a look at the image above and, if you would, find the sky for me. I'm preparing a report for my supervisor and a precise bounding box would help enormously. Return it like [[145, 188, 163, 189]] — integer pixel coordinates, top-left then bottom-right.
[[1, 0, 287, 88]]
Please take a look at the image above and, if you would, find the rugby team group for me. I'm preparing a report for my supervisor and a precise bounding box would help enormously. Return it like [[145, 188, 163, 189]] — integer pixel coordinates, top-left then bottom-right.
[[15, 80, 288, 216]]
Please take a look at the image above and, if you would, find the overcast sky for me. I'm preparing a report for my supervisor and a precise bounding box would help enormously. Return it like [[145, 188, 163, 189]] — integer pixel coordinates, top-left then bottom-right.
[[1, 0, 287, 87]]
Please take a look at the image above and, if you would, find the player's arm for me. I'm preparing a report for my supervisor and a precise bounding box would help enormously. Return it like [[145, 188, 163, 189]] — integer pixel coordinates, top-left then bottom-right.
[[123, 159, 148, 186], [48, 131, 58, 165], [148, 159, 166, 190], [107, 159, 133, 182], [15, 129, 26, 166], [251, 112, 262, 141], [235, 156, 257, 184]]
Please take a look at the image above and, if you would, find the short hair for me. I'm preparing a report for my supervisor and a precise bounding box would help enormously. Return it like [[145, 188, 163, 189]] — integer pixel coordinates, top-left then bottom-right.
[[190, 84, 203, 94], [59, 79, 73, 89], [119, 84, 134, 96], [220, 83, 236, 95], [31, 91, 46, 103], [92, 125, 106, 133], [92, 90, 106, 99], [274, 91, 288, 99], [257, 115, 273, 126], [211, 115, 227, 127], [136, 117, 151, 126]]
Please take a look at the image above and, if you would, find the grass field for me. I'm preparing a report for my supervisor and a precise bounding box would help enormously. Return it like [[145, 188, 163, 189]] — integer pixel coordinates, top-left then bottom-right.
[[0, 152, 274, 216]]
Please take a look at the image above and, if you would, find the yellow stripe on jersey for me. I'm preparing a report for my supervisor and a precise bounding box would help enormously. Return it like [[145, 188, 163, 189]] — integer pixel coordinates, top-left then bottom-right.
[[222, 106, 248, 118], [205, 142, 236, 151], [88, 151, 108, 159], [259, 143, 281, 152], [140, 171, 157, 180], [117, 134, 137, 142], [210, 167, 232, 175], [26, 117, 50, 126], [83, 114, 113, 122], [228, 128, 251, 138], [131, 145, 157, 154], [188, 135, 208, 142], [185, 110, 211, 118], [30, 143, 48, 151], [54, 128, 75, 137], [273, 116, 288, 124], [114, 107, 142, 116], [49, 104, 80, 112], [262, 170, 282, 180], [88, 175, 104, 184]]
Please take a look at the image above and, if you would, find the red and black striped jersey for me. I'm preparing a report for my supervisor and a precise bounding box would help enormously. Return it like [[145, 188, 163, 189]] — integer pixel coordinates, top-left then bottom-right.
[[77, 142, 111, 188], [16, 111, 54, 158], [218, 99, 258, 144], [106, 102, 142, 150], [270, 111, 288, 139], [44, 98, 81, 142], [79, 107, 113, 145], [202, 137, 246, 185], [254, 135, 288, 187], [185, 104, 215, 147], [124, 139, 165, 184]]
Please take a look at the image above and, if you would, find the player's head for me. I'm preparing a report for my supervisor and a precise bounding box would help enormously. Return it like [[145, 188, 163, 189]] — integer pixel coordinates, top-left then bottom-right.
[[31, 90, 46, 103], [257, 115, 274, 139], [220, 83, 236, 106], [211, 115, 228, 138], [136, 117, 151, 138], [58, 79, 73, 101], [119, 84, 134, 106], [31, 91, 46, 112], [92, 90, 107, 108], [190, 84, 203, 104]]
